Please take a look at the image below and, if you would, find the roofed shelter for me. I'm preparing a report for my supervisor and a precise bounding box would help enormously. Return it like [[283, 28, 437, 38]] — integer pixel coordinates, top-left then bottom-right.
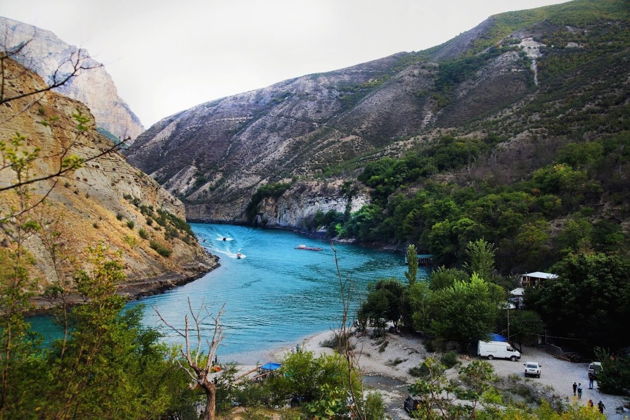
[[520, 271, 558, 288]]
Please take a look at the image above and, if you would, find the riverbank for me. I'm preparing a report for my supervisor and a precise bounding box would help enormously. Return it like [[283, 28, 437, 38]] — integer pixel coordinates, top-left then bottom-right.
[[271, 329, 427, 381], [264, 329, 627, 419], [28, 253, 220, 315]]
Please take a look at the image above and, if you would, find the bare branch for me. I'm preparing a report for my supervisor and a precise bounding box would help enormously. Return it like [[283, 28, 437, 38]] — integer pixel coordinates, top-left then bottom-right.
[[187, 297, 203, 367], [0, 138, 127, 193], [155, 301, 226, 420], [0, 49, 101, 105]]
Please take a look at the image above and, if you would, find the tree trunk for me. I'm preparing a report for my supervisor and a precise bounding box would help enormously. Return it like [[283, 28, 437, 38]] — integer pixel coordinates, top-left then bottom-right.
[[201, 381, 216, 420]]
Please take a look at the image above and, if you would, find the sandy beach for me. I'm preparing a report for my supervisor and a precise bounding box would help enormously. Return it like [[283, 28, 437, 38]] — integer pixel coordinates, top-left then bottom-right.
[[252, 328, 629, 419]]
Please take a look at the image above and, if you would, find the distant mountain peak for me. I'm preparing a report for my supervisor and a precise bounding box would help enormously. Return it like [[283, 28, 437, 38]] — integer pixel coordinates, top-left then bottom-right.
[[0, 16, 144, 142]]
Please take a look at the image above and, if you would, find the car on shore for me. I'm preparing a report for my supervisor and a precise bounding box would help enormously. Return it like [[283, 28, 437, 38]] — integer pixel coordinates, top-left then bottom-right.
[[588, 361, 602, 378], [524, 361, 542, 378], [478, 340, 521, 361]]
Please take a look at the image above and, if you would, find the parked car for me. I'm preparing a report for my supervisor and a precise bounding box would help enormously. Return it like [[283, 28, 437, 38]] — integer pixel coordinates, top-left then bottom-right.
[[524, 361, 542, 378], [404, 396, 420, 414], [478, 340, 521, 361], [588, 361, 602, 378]]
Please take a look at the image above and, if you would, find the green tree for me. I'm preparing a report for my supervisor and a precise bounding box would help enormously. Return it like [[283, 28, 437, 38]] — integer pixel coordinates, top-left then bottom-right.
[[526, 252, 630, 349], [405, 244, 418, 286], [594, 348, 630, 396], [463, 239, 496, 280], [406, 281, 433, 333], [428, 266, 469, 291], [556, 217, 593, 254], [514, 219, 553, 269], [358, 279, 405, 330], [429, 274, 501, 346], [275, 351, 362, 418], [408, 357, 454, 419], [427, 217, 481, 265], [497, 310, 544, 349], [38, 245, 197, 419]]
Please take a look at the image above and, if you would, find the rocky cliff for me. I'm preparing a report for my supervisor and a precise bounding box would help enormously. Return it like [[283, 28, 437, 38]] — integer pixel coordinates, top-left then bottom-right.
[[0, 16, 144, 142], [126, 0, 629, 230], [0, 58, 216, 300]]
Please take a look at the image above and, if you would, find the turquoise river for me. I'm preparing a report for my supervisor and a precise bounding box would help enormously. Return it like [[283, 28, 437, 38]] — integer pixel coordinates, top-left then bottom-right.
[[32, 223, 425, 363]]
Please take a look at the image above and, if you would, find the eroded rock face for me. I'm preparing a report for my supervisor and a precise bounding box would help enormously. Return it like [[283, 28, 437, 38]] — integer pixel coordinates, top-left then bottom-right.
[[0, 16, 144, 142], [126, 27, 536, 227], [257, 181, 369, 230], [130, 3, 619, 229], [0, 58, 215, 299]]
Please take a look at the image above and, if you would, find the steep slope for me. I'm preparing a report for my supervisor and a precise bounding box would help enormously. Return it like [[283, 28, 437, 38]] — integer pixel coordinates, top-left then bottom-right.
[[0, 16, 144, 142], [0, 58, 216, 300], [126, 0, 629, 231]]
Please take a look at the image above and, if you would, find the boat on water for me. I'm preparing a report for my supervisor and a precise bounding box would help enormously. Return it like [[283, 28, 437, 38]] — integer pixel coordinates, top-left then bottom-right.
[[236, 253, 243, 259], [295, 244, 323, 252]]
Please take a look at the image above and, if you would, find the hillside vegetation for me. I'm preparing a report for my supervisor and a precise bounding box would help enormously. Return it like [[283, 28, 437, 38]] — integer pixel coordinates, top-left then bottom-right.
[[0, 58, 216, 298], [127, 2, 629, 270]]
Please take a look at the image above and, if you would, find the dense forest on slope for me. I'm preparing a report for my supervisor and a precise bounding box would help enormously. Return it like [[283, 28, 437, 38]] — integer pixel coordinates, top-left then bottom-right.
[[310, 1, 630, 272]]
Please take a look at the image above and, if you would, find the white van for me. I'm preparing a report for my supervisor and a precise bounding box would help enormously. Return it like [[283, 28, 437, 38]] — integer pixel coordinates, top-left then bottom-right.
[[478, 340, 521, 361]]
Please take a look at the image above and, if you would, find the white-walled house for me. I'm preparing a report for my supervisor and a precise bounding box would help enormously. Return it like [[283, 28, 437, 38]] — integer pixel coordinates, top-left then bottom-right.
[[519, 271, 558, 288]]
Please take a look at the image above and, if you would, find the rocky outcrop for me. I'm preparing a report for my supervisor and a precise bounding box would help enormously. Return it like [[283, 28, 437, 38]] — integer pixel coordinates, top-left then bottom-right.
[[258, 181, 369, 230], [0, 58, 216, 298], [187, 179, 369, 230], [0, 16, 144, 142]]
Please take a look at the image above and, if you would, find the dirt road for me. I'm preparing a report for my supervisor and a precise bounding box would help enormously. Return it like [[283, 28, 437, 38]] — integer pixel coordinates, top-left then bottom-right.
[[486, 346, 628, 419]]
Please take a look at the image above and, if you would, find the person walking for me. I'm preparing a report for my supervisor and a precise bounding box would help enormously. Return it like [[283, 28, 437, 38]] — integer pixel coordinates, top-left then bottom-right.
[[588, 372, 595, 389], [597, 400, 605, 414], [572, 381, 577, 396], [577, 383, 583, 399], [587, 399, 594, 408]]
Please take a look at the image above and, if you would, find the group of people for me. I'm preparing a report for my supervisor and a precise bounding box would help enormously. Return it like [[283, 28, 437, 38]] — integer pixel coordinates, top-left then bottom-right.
[[572, 381, 605, 414]]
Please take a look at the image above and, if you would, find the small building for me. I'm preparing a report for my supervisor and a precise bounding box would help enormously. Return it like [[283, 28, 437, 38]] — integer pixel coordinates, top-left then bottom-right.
[[519, 271, 558, 288], [417, 254, 433, 266], [509, 287, 525, 309], [404, 253, 433, 266]]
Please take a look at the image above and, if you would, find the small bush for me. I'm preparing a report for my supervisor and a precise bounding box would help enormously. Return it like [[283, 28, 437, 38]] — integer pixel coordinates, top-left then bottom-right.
[[150, 240, 172, 257], [385, 357, 406, 367], [126, 220, 135, 229], [92, 222, 99, 229], [320, 331, 354, 352], [378, 341, 389, 353], [440, 351, 459, 369], [409, 365, 424, 377], [123, 235, 137, 248], [139, 229, 149, 240], [116, 213, 123, 221], [364, 392, 385, 420]]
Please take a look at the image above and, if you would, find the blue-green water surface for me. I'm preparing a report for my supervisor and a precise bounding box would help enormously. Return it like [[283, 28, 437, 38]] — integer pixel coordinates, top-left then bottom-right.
[[35, 223, 423, 362]]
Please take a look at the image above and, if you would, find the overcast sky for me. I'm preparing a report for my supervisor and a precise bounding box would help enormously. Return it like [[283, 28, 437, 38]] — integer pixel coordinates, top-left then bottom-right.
[[3, 0, 567, 127]]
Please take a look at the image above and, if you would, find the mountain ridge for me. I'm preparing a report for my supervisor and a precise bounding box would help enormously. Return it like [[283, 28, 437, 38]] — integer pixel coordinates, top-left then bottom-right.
[[126, 0, 629, 238]]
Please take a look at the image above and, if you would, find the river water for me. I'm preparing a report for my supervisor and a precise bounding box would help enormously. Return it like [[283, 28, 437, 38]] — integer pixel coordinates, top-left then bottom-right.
[[33, 223, 424, 363]]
